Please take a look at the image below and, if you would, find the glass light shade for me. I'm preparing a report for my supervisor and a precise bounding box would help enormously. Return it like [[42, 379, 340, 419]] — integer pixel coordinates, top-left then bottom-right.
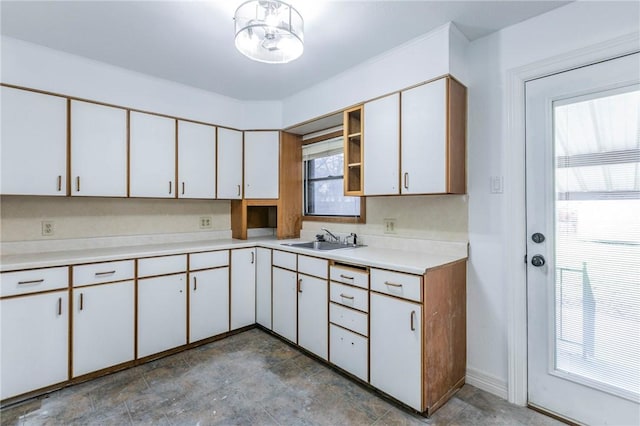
[[234, 0, 304, 64]]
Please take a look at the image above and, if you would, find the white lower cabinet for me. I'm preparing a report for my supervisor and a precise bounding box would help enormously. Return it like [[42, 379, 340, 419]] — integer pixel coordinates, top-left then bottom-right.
[[255, 248, 272, 329], [189, 267, 229, 342], [272, 266, 297, 343], [298, 274, 328, 360], [73, 281, 135, 377], [329, 324, 368, 381], [1, 291, 69, 400], [370, 292, 423, 411], [230, 248, 256, 330], [137, 274, 187, 358]]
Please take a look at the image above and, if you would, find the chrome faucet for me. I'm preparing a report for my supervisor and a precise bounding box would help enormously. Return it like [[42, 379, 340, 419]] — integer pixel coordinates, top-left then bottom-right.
[[321, 227, 340, 243]]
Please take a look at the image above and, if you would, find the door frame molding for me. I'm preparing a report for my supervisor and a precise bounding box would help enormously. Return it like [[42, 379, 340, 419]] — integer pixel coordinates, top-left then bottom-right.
[[504, 31, 640, 406]]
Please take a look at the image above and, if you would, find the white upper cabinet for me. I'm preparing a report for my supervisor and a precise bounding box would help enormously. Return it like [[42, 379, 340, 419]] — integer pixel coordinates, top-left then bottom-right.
[[70, 101, 127, 197], [401, 78, 447, 194], [244, 131, 279, 199], [1, 86, 67, 196], [217, 127, 243, 199], [364, 93, 400, 196], [177, 121, 216, 199], [130, 111, 176, 198]]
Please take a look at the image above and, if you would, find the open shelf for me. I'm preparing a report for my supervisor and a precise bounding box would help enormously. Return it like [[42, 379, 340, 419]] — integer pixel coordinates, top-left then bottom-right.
[[344, 105, 364, 196]]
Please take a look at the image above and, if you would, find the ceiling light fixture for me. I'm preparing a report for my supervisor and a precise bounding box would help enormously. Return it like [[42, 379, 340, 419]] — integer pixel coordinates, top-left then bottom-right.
[[234, 0, 304, 64]]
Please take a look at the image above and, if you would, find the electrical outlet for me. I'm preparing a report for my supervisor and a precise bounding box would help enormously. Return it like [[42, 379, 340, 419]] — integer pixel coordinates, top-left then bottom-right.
[[199, 216, 213, 229], [42, 220, 55, 236], [383, 218, 397, 234]]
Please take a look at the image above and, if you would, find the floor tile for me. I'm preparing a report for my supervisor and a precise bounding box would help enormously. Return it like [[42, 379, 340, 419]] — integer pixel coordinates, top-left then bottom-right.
[[1, 328, 563, 426]]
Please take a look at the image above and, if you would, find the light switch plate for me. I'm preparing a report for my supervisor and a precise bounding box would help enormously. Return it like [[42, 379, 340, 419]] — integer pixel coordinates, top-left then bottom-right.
[[384, 218, 397, 234]]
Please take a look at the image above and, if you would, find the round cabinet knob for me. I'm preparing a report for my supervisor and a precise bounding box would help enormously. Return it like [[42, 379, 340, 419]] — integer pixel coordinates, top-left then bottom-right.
[[531, 255, 546, 267]]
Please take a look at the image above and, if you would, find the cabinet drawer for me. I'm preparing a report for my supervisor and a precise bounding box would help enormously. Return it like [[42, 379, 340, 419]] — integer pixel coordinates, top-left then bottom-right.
[[330, 282, 368, 313], [298, 255, 328, 279], [1, 267, 69, 297], [329, 324, 368, 382], [189, 250, 229, 271], [330, 303, 368, 336], [138, 255, 187, 277], [330, 265, 368, 289], [272, 250, 296, 271], [73, 260, 134, 287], [370, 269, 422, 302]]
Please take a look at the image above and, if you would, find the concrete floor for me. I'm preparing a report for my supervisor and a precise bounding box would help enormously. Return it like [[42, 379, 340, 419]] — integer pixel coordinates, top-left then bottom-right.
[[1, 328, 563, 425]]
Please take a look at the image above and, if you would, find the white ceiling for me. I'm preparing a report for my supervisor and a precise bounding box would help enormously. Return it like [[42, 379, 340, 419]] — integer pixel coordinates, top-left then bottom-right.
[[1, 0, 571, 101]]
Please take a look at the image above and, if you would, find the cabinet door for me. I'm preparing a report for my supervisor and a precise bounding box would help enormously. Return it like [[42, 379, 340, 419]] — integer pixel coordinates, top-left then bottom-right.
[[370, 293, 423, 411], [256, 247, 272, 329], [217, 128, 243, 199], [401, 78, 447, 194], [230, 248, 256, 330], [178, 121, 216, 199], [138, 274, 187, 358], [70, 101, 128, 197], [244, 131, 279, 199], [73, 281, 134, 377], [298, 274, 328, 360], [1, 86, 67, 196], [189, 267, 229, 342], [272, 266, 297, 343], [0, 291, 68, 400], [130, 111, 176, 198], [364, 93, 400, 195]]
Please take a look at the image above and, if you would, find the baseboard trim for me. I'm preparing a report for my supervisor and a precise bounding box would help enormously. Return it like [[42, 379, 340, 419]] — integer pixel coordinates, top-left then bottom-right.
[[466, 367, 509, 400]]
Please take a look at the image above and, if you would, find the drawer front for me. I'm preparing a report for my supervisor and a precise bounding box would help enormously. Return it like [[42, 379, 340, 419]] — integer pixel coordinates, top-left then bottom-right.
[[298, 255, 328, 279], [272, 250, 296, 271], [330, 282, 368, 313], [330, 265, 369, 289], [189, 250, 229, 271], [138, 254, 187, 277], [330, 303, 368, 336], [329, 324, 368, 382], [73, 260, 134, 287], [370, 269, 422, 302], [1, 267, 69, 297]]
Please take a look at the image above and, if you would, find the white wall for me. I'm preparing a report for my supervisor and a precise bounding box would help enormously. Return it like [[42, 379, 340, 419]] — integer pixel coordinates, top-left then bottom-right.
[[466, 0, 639, 397], [0, 36, 282, 130], [282, 23, 460, 128]]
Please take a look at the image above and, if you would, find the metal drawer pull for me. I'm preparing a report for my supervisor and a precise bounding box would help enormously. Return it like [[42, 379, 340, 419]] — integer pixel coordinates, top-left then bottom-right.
[[384, 281, 403, 288], [76, 176, 81, 192], [169, 181, 172, 194], [57, 297, 62, 316], [95, 270, 116, 277], [57, 175, 62, 192], [339, 274, 354, 280], [297, 278, 302, 293], [79, 293, 84, 311], [237, 185, 241, 196], [194, 276, 197, 291], [251, 251, 255, 264], [410, 310, 416, 331], [18, 279, 45, 285], [404, 172, 409, 189], [340, 293, 354, 300], [182, 182, 185, 195]]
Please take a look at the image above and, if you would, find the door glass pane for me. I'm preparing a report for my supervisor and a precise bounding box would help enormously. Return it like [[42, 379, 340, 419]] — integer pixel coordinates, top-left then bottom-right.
[[553, 88, 640, 399]]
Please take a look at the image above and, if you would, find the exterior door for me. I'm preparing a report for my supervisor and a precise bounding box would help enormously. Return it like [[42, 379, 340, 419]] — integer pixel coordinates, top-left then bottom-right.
[[526, 52, 639, 425]]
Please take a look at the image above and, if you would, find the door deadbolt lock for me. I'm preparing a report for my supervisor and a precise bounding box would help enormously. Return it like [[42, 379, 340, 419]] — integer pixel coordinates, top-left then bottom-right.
[[532, 233, 545, 243], [531, 255, 546, 267]]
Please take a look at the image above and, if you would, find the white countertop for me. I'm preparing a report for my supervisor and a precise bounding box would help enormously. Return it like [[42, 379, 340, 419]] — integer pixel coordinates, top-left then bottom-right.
[[1, 237, 467, 275]]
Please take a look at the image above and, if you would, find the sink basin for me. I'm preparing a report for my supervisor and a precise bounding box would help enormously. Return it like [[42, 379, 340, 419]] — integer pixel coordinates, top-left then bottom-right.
[[282, 241, 355, 251]]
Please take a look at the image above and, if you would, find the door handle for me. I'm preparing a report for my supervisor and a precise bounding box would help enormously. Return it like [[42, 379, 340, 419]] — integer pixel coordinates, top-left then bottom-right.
[[410, 310, 416, 331], [79, 293, 84, 311], [250, 251, 255, 264], [57, 297, 62, 316], [76, 176, 81, 192], [182, 182, 185, 195], [297, 278, 302, 293], [404, 172, 409, 189], [193, 276, 197, 291], [237, 184, 241, 197], [169, 181, 172, 194], [57, 175, 62, 192], [531, 255, 546, 267]]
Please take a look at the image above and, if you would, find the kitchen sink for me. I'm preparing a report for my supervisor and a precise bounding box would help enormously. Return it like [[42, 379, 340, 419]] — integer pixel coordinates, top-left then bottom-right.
[[281, 241, 356, 251]]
